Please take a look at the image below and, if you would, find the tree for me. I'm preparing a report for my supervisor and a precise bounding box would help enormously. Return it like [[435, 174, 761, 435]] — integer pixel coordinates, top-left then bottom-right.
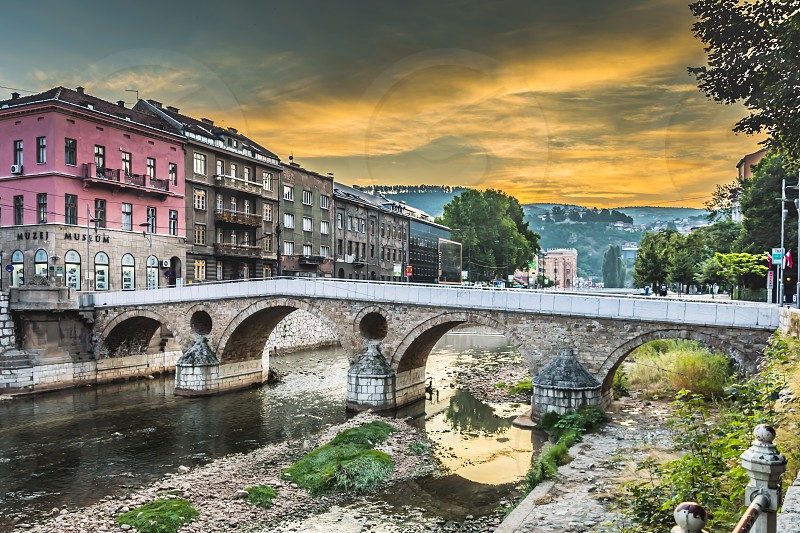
[[689, 0, 800, 160], [695, 255, 727, 297], [703, 178, 742, 222], [735, 151, 797, 254], [437, 189, 540, 282], [602, 245, 626, 288], [715, 252, 769, 298], [633, 230, 682, 289], [669, 246, 697, 295]]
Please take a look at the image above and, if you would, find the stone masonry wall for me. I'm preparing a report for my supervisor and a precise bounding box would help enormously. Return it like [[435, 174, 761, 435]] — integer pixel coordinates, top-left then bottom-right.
[[266, 309, 338, 354], [0, 292, 16, 352]]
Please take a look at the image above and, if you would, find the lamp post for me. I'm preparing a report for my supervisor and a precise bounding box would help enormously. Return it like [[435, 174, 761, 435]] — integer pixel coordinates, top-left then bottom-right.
[[779, 178, 787, 305], [139, 222, 153, 289], [797, 170, 800, 308], [85, 206, 100, 291]]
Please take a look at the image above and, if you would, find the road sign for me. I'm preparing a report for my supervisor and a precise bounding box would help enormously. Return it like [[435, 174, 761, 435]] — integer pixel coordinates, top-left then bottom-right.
[[405, 265, 413, 277], [767, 270, 774, 289], [772, 248, 785, 263], [4, 265, 12, 272]]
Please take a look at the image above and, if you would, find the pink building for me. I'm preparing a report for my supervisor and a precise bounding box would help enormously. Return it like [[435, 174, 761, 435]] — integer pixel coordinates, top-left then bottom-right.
[[539, 248, 578, 289], [0, 86, 187, 290]]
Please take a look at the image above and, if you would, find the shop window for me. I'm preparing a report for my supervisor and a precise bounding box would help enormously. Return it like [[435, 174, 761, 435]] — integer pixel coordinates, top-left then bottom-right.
[[121, 253, 135, 290], [34, 249, 48, 277], [65, 249, 81, 290], [94, 252, 109, 291], [11, 250, 24, 287]]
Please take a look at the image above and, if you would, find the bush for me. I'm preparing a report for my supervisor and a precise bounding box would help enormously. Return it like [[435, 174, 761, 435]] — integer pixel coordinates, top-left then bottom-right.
[[507, 379, 533, 395], [245, 485, 277, 508], [116, 498, 199, 533], [612, 366, 630, 398], [284, 421, 396, 496]]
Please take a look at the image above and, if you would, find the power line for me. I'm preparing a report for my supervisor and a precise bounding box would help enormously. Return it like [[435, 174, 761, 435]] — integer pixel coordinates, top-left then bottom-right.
[[0, 84, 37, 94]]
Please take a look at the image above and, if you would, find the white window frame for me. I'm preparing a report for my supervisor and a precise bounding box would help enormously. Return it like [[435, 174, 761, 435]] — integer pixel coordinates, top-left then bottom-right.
[[283, 213, 294, 229], [302, 190, 312, 205], [320, 195, 330, 209], [320, 220, 330, 235], [283, 185, 294, 201], [302, 216, 312, 232]]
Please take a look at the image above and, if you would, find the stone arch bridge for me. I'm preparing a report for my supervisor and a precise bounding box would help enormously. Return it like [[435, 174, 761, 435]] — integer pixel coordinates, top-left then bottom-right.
[[90, 279, 780, 416]]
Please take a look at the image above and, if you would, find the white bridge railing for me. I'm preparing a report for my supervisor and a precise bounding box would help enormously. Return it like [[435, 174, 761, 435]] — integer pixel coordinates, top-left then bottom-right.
[[89, 277, 780, 330]]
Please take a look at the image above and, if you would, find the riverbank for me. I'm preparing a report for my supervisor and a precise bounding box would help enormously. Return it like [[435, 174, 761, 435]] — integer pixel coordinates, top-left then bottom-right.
[[12, 412, 438, 533]]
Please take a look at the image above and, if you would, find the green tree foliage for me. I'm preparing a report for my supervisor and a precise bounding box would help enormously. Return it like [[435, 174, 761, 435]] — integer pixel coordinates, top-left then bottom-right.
[[438, 189, 540, 280], [695, 255, 726, 295], [736, 151, 798, 254], [633, 230, 682, 289], [703, 178, 742, 222], [602, 245, 626, 288], [692, 220, 741, 255], [668, 246, 697, 295], [690, 0, 800, 160], [715, 252, 768, 295]]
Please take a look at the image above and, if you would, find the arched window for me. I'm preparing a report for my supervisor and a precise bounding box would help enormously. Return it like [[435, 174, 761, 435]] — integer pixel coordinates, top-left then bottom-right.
[[11, 250, 24, 287], [64, 249, 81, 290], [121, 254, 135, 290], [146, 255, 159, 290], [95, 252, 109, 291], [34, 249, 48, 277]]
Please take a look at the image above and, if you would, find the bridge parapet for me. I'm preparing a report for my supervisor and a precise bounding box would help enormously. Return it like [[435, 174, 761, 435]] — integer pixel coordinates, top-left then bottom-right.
[[92, 278, 780, 330]]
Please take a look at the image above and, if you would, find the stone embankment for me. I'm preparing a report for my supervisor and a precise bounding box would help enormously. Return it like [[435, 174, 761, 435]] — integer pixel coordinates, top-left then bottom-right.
[[267, 309, 338, 354]]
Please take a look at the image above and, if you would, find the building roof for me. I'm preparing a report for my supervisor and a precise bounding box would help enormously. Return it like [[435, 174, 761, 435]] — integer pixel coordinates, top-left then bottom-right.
[[134, 99, 280, 164], [532, 348, 600, 390], [0, 86, 181, 135], [334, 182, 404, 212]]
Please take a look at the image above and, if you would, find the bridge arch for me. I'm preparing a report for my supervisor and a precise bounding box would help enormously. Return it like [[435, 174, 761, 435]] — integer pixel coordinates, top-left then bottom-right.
[[216, 297, 346, 362], [390, 311, 528, 372], [97, 309, 176, 358], [596, 328, 748, 395]]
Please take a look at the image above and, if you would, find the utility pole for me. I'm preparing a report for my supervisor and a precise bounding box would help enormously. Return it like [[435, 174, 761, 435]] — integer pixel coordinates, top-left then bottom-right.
[[779, 178, 787, 305]]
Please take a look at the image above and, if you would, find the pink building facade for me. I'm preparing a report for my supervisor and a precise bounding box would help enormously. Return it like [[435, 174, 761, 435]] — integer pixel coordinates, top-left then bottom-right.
[[539, 248, 578, 289], [0, 87, 187, 291]]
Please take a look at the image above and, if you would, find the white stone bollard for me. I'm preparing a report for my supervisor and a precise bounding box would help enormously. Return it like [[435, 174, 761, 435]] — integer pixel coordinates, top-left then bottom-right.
[[739, 424, 787, 533], [672, 502, 707, 533]]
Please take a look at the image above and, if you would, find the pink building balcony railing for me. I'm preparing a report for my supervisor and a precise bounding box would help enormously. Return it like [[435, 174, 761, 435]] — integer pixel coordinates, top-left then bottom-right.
[[82, 164, 172, 195]]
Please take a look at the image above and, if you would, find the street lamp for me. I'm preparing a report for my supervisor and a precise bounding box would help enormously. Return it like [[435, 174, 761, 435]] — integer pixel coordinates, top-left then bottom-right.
[[86, 206, 101, 291], [139, 222, 153, 289]]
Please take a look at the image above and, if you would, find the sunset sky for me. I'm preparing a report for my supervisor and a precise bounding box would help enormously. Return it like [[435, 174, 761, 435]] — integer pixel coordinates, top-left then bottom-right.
[[0, 0, 766, 207]]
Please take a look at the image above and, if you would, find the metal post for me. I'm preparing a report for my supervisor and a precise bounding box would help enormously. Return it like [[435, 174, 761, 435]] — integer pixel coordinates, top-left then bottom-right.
[[739, 424, 787, 533], [86, 205, 90, 292], [779, 178, 787, 305], [796, 170, 800, 308]]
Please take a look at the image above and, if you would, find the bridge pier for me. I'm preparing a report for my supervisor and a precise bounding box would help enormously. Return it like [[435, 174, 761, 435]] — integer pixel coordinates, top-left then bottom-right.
[[174, 335, 268, 396], [346, 341, 397, 411], [531, 348, 603, 422]]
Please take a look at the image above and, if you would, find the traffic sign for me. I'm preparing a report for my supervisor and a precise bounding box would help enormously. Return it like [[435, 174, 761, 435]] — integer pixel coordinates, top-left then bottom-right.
[[772, 248, 784, 263], [767, 270, 774, 289], [4, 265, 12, 272]]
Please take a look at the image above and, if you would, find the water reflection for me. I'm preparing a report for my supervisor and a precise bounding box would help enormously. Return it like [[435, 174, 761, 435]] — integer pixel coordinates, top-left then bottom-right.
[[445, 390, 516, 435]]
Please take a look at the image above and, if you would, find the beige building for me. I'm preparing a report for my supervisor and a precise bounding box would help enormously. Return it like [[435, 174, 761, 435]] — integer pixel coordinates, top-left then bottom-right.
[[539, 248, 578, 289]]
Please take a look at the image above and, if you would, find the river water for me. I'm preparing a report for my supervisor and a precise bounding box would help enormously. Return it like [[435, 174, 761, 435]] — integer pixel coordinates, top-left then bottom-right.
[[0, 331, 534, 530]]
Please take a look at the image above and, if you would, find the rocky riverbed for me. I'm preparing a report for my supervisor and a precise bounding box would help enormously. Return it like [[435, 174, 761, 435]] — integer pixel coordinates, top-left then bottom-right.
[[12, 412, 439, 533]]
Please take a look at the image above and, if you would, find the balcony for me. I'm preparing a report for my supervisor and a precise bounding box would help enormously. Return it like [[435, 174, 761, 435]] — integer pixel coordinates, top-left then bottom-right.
[[299, 255, 325, 265], [214, 243, 264, 258], [343, 254, 366, 267], [82, 163, 178, 198], [214, 174, 268, 196], [214, 209, 262, 227]]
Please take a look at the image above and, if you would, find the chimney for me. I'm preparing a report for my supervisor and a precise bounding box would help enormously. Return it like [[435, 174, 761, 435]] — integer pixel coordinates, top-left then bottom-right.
[[201, 118, 214, 126], [11, 92, 19, 100], [166, 105, 179, 113], [75, 86, 85, 95], [117, 100, 125, 108], [147, 99, 162, 109], [228, 127, 237, 134]]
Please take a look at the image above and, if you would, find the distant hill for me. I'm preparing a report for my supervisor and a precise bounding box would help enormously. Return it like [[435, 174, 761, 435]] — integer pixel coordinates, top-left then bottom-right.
[[362, 186, 711, 279]]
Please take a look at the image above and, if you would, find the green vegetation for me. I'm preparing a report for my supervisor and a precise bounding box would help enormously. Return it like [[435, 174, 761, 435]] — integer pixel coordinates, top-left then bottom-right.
[[116, 498, 199, 533], [690, 0, 800, 161], [245, 485, 277, 508], [624, 340, 734, 399], [603, 245, 626, 288], [520, 407, 607, 494], [407, 441, 430, 455], [437, 189, 540, 282], [283, 421, 396, 496], [620, 332, 800, 532], [496, 378, 532, 395]]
